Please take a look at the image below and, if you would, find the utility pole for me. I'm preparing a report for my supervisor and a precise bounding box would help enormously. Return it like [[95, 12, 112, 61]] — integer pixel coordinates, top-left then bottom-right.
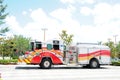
[[108, 38, 111, 47], [113, 35, 118, 58], [41, 28, 47, 41], [113, 35, 118, 46], [108, 38, 111, 42]]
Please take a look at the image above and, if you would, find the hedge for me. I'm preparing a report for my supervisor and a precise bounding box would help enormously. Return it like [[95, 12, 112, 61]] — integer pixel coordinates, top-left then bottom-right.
[[0, 59, 18, 64], [112, 61, 120, 66]]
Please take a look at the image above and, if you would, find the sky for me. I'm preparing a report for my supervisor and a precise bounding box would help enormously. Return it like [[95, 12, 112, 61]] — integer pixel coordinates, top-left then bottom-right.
[[3, 0, 120, 43]]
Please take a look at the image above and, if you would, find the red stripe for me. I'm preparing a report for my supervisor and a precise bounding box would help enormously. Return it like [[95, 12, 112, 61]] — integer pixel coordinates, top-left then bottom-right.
[[79, 50, 110, 57]]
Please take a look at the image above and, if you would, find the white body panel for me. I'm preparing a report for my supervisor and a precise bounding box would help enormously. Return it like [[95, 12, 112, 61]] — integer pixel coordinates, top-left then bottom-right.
[[68, 43, 111, 65]]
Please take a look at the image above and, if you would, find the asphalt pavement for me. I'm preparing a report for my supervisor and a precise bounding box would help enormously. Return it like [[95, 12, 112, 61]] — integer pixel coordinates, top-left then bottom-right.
[[0, 64, 120, 80]]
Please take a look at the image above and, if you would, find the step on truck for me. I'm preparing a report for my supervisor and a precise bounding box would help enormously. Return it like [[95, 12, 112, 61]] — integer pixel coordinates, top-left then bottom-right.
[[18, 40, 111, 69]]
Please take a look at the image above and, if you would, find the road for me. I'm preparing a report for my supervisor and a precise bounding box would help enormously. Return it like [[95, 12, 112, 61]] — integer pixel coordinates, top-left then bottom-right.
[[0, 64, 120, 80]]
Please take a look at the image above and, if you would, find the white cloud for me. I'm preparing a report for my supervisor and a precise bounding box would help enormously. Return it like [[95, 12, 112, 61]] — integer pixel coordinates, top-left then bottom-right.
[[22, 11, 27, 15], [80, 3, 113, 24], [81, 3, 120, 25], [30, 8, 48, 23], [24, 8, 61, 41], [5, 1, 120, 43], [80, 3, 120, 42], [29, 8, 33, 12], [50, 5, 81, 40], [78, 0, 95, 4], [93, 3, 113, 24], [5, 7, 81, 42], [113, 4, 120, 19], [80, 7, 92, 16], [92, 3, 120, 42], [5, 16, 24, 35], [50, 9, 71, 22], [22, 8, 78, 41]]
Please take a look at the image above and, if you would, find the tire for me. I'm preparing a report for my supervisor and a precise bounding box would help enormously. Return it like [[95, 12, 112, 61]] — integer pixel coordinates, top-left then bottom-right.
[[89, 59, 100, 68], [82, 65, 90, 68], [40, 58, 52, 69]]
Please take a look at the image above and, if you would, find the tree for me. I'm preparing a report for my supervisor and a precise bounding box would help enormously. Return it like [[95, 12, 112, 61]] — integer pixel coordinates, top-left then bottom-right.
[[0, 0, 9, 59], [0, 0, 9, 33], [116, 41, 120, 58], [59, 30, 73, 46], [0, 35, 31, 59], [12, 35, 31, 56], [104, 41, 116, 58], [0, 37, 15, 59]]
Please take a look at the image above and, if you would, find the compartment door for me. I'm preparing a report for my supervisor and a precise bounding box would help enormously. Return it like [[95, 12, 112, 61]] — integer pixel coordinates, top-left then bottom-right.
[[78, 47, 89, 64]]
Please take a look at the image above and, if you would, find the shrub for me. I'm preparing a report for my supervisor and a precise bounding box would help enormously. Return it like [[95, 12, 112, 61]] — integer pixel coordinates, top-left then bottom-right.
[[112, 61, 120, 66], [0, 60, 9, 64], [0, 59, 18, 64], [12, 56, 18, 59], [10, 59, 18, 63]]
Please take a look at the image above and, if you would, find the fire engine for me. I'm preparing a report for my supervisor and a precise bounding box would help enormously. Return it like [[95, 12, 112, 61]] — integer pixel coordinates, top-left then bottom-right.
[[18, 39, 111, 69]]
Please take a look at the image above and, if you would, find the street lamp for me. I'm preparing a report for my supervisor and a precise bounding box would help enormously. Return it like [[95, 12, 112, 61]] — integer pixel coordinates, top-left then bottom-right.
[[41, 28, 48, 41]]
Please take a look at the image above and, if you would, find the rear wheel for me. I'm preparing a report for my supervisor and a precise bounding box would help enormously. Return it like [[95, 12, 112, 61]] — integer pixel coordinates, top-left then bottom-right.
[[40, 58, 52, 69], [89, 59, 100, 68]]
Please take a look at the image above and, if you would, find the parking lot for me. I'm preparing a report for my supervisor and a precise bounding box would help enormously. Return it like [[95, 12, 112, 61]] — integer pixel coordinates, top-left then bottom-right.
[[0, 64, 120, 80]]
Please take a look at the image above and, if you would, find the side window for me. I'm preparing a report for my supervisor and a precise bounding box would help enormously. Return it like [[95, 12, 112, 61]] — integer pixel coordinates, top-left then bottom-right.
[[36, 42, 42, 49], [30, 42, 34, 51], [47, 44, 52, 50], [53, 40, 59, 50], [64, 45, 66, 50], [53, 45, 59, 50]]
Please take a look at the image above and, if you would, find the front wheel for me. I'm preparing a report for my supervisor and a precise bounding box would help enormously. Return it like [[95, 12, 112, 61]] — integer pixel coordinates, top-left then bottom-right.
[[89, 59, 100, 68], [40, 59, 52, 69]]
